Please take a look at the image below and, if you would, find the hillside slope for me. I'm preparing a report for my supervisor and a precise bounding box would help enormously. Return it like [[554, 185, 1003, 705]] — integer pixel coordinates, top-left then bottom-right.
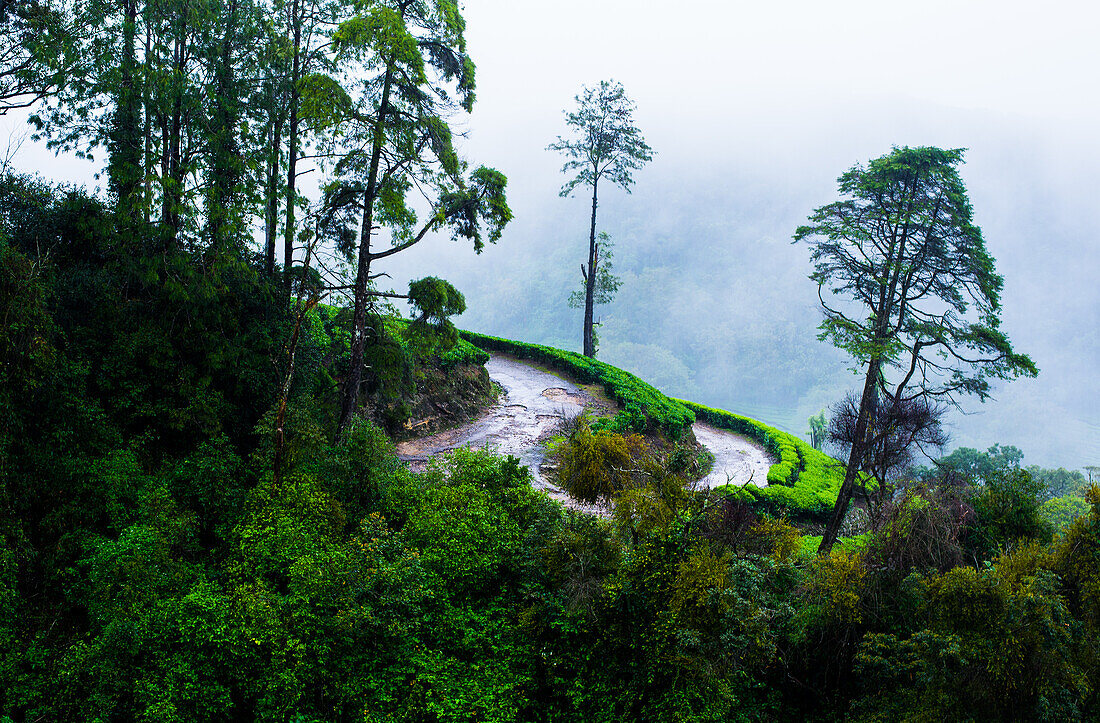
[[460, 330, 851, 519]]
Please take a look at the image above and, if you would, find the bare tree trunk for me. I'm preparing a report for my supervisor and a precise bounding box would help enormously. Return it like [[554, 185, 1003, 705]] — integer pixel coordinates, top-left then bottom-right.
[[336, 66, 393, 439], [819, 356, 881, 555], [583, 179, 599, 357]]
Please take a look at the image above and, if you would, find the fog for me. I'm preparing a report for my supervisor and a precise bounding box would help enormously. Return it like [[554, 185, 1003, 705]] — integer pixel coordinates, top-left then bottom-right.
[[6, 0, 1098, 468]]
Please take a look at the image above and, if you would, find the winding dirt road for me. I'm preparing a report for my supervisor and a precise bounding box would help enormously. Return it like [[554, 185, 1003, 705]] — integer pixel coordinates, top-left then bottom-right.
[[395, 355, 590, 501], [693, 421, 773, 489], [395, 354, 774, 504]]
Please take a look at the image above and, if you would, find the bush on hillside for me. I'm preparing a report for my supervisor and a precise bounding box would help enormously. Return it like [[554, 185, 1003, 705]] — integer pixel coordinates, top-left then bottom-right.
[[460, 330, 695, 439]]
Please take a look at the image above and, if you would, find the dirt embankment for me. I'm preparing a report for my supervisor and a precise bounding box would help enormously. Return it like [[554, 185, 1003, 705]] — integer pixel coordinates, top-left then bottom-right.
[[395, 354, 603, 489], [377, 362, 496, 440]]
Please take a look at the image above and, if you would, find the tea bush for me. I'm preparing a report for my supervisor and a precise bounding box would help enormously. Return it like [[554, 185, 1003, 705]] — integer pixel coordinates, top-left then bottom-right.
[[681, 399, 849, 519], [460, 330, 695, 439]]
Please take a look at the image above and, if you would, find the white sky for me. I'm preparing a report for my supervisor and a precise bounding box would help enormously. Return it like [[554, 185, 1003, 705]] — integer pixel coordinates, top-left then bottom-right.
[[460, 0, 1100, 146]]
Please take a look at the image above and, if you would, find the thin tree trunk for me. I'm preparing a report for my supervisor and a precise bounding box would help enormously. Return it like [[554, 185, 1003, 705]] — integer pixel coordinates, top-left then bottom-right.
[[274, 229, 318, 482], [583, 179, 599, 357], [142, 12, 152, 225], [283, 0, 301, 293], [109, 0, 141, 220], [159, 111, 169, 227], [264, 89, 283, 277], [164, 15, 187, 245], [205, 0, 239, 250], [337, 66, 393, 439], [819, 356, 881, 555]]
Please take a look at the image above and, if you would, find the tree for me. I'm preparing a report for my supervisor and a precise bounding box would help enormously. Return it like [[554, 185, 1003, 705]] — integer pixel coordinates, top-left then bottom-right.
[[1026, 465, 1088, 501], [567, 230, 620, 354], [808, 410, 827, 450], [0, 0, 74, 115], [795, 146, 1037, 554], [307, 0, 511, 438], [933, 443, 1024, 482], [549, 79, 652, 358]]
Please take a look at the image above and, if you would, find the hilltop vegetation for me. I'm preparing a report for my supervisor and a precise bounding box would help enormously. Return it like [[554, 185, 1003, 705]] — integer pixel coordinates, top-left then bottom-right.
[[2, 175, 1099, 721]]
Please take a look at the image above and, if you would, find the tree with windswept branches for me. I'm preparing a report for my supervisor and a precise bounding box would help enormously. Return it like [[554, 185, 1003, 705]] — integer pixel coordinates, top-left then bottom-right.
[[549, 79, 652, 358], [795, 146, 1037, 555]]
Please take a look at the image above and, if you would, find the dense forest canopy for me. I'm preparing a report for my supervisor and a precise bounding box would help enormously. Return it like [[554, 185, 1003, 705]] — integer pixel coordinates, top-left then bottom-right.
[[1, 0, 1099, 720]]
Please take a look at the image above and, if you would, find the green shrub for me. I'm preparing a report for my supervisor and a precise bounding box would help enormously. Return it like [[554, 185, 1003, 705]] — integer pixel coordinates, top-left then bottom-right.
[[386, 316, 489, 368], [554, 417, 646, 505], [968, 468, 1053, 557], [681, 399, 849, 519], [460, 330, 695, 439]]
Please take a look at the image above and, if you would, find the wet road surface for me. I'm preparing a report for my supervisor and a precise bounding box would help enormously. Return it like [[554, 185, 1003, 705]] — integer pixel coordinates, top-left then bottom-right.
[[396, 354, 773, 508], [692, 421, 774, 489]]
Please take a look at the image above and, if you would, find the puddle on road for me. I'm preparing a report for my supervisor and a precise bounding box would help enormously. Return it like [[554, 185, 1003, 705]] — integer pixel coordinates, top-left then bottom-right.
[[541, 387, 586, 405]]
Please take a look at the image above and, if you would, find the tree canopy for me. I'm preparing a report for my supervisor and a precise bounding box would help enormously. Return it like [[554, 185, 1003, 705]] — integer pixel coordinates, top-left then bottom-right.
[[796, 146, 1037, 553]]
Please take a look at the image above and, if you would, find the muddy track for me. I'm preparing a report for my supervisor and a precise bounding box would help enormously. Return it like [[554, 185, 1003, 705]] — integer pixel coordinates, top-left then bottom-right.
[[395, 354, 601, 509], [395, 353, 773, 508], [693, 421, 774, 489]]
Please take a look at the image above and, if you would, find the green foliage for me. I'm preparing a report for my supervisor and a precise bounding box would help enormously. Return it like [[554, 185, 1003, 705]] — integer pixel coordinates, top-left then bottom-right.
[[1041, 495, 1090, 531], [1049, 487, 1100, 696], [682, 399, 851, 518], [968, 467, 1053, 557], [405, 276, 466, 353], [853, 561, 1087, 721], [461, 329, 695, 439], [1029, 465, 1090, 501], [567, 231, 622, 309], [808, 409, 827, 450], [934, 443, 1025, 481], [4, 80, 1100, 721], [554, 416, 646, 505], [548, 80, 654, 198], [379, 315, 488, 369], [797, 533, 871, 560], [795, 147, 1036, 403]]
